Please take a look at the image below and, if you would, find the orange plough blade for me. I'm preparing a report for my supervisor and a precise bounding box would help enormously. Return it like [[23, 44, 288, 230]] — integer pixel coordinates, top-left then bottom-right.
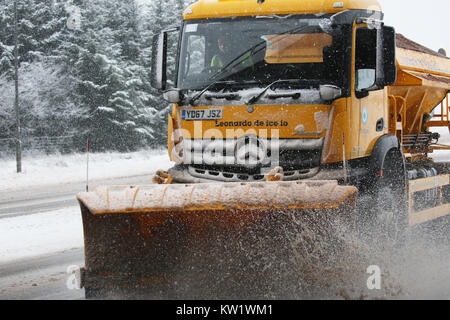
[[77, 180, 357, 298]]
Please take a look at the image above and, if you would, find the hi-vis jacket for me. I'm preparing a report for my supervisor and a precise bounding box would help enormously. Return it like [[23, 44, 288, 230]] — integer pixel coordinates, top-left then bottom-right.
[[210, 52, 254, 73]]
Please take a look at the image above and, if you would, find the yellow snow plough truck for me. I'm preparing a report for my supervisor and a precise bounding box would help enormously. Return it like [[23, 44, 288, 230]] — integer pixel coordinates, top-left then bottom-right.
[[77, 0, 450, 298]]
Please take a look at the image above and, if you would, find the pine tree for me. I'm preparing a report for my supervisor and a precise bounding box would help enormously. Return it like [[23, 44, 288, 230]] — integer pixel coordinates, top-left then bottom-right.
[[0, 0, 82, 154], [0, 0, 66, 77], [57, 0, 162, 152]]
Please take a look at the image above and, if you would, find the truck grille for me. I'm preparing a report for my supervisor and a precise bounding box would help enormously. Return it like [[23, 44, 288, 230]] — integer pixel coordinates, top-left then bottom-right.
[[183, 137, 324, 169]]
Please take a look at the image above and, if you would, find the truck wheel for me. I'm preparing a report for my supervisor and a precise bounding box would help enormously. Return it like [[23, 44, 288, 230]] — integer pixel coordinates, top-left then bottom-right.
[[359, 149, 408, 248], [373, 149, 408, 247]]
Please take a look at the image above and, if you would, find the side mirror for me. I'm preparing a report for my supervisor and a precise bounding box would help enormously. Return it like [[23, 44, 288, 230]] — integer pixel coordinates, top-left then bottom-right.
[[374, 26, 397, 88], [151, 32, 168, 91], [382, 26, 397, 86], [151, 27, 180, 91]]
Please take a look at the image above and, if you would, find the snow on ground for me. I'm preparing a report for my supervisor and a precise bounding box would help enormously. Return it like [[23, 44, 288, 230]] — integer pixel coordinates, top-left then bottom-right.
[[0, 148, 174, 264], [0, 148, 173, 192], [0, 206, 83, 264]]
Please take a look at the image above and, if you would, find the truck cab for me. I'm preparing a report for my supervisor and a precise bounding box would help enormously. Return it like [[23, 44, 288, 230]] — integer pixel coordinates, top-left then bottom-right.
[[152, 0, 397, 185]]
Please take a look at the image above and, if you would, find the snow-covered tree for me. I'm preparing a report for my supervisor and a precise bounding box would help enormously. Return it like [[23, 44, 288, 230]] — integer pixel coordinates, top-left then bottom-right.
[[58, 0, 162, 151], [0, 0, 66, 77], [0, 61, 83, 142], [0, 0, 191, 154]]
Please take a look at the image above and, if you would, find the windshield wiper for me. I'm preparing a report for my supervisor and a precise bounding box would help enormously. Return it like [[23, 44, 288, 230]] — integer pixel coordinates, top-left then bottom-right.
[[204, 92, 241, 101], [246, 79, 312, 105], [188, 80, 243, 105]]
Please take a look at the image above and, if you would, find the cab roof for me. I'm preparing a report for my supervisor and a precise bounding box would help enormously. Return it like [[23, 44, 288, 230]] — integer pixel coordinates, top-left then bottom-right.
[[183, 0, 382, 20]]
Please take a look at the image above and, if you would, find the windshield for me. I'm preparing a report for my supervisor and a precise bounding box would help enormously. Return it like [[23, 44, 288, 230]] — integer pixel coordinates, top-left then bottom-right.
[[177, 16, 349, 92]]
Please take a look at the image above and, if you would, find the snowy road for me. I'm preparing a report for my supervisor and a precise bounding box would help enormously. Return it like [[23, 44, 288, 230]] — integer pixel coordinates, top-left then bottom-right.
[[0, 174, 156, 218], [0, 174, 161, 300], [0, 249, 85, 300]]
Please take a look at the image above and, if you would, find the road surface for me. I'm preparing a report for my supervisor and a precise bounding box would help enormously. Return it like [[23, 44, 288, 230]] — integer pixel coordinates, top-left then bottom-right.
[[0, 175, 154, 300], [0, 249, 85, 300], [1, 174, 450, 300], [0, 175, 155, 218]]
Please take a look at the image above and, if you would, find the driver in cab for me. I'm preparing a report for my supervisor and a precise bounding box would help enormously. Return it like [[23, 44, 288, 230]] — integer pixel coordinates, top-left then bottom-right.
[[210, 34, 254, 75]]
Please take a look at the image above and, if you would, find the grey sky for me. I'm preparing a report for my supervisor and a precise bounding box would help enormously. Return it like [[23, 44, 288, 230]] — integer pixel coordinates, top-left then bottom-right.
[[378, 0, 449, 54]]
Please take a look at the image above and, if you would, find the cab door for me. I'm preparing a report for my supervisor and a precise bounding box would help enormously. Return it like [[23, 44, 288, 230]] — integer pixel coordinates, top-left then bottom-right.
[[352, 25, 388, 159]]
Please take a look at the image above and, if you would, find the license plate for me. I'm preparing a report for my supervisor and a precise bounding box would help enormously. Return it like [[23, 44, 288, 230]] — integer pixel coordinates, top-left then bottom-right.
[[182, 109, 223, 121]]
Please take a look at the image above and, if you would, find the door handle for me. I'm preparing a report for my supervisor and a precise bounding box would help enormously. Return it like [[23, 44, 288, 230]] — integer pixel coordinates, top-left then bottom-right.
[[376, 118, 384, 132]]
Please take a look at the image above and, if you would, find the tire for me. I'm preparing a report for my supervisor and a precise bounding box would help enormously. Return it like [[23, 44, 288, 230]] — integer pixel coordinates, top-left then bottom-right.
[[360, 149, 408, 248]]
